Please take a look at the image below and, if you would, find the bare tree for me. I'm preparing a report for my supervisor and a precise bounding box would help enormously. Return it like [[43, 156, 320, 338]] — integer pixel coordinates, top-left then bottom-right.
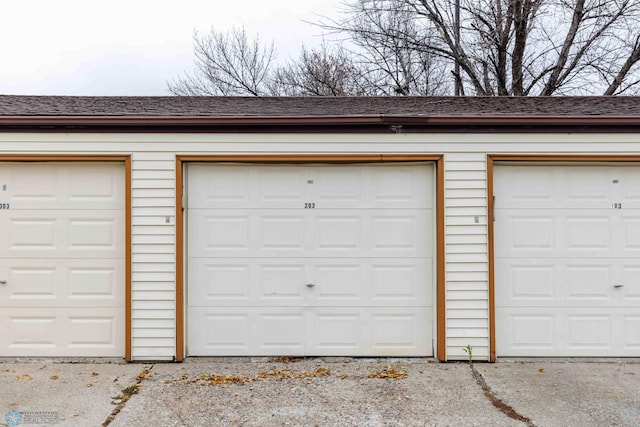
[[170, 1, 640, 96], [270, 43, 370, 96], [169, 27, 372, 96], [168, 27, 276, 96], [322, 0, 451, 95], [328, 0, 640, 95]]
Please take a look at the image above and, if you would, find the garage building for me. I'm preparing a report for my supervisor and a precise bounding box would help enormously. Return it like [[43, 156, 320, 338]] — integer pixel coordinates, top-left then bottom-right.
[[1, 96, 639, 361]]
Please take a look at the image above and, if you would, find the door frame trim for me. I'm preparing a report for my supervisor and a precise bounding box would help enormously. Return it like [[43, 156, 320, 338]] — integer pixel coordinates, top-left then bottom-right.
[[487, 154, 640, 361], [0, 154, 132, 360], [175, 154, 445, 361]]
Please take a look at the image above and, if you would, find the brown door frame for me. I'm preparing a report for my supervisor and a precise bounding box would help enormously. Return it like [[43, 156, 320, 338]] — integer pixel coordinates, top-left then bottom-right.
[[175, 154, 446, 361], [0, 154, 133, 361], [487, 154, 640, 361]]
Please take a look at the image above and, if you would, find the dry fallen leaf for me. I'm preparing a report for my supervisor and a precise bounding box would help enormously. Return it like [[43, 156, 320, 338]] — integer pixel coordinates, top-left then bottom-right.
[[368, 367, 407, 379], [50, 375, 59, 380], [539, 368, 545, 373], [86, 383, 93, 387], [91, 372, 99, 376]]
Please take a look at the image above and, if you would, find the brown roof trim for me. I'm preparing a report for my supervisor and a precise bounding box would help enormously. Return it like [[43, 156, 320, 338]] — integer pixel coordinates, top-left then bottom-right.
[[1, 114, 639, 131], [0, 115, 383, 126]]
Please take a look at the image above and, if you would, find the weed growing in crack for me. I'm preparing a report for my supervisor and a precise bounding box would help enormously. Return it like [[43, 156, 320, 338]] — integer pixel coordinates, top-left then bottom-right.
[[463, 344, 473, 365]]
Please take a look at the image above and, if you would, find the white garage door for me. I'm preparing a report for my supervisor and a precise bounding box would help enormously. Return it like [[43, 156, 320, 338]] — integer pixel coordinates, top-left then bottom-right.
[[0, 163, 125, 357], [495, 164, 640, 357], [187, 163, 434, 356]]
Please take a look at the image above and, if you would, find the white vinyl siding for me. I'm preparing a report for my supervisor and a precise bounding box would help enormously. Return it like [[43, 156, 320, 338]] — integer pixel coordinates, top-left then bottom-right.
[[2, 132, 640, 360], [130, 153, 176, 359], [444, 153, 490, 359]]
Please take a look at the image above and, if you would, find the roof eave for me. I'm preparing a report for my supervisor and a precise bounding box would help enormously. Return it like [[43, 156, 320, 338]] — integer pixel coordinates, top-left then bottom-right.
[[0, 114, 639, 129]]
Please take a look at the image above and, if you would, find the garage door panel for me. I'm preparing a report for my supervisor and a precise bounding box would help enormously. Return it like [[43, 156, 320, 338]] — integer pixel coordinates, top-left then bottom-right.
[[496, 258, 636, 307], [566, 264, 614, 301], [312, 311, 362, 352], [188, 212, 251, 254], [565, 168, 611, 203], [257, 168, 307, 206], [566, 313, 612, 350], [187, 163, 434, 357], [497, 309, 619, 356], [0, 162, 125, 358], [621, 266, 640, 299], [188, 261, 250, 304], [315, 215, 360, 251], [314, 210, 431, 256], [495, 164, 640, 357], [565, 216, 611, 250], [2, 163, 124, 210], [260, 215, 306, 251], [190, 258, 430, 308], [189, 307, 432, 357], [186, 165, 251, 209], [190, 209, 431, 258], [497, 311, 556, 353], [369, 260, 431, 306], [1, 210, 124, 258], [187, 165, 306, 209], [495, 211, 638, 258], [622, 217, 640, 249], [67, 167, 124, 208], [310, 308, 431, 356], [494, 213, 555, 255], [494, 166, 557, 208], [257, 311, 306, 352], [1, 308, 124, 357], [310, 258, 431, 306], [0, 259, 124, 308], [188, 307, 306, 356], [188, 164, 433, 210], [494, 260, 556, 304], [314, 168, 362, 207], [188, 308, 252, 354], [371, 309, 430, 354], [369, 212, 430, 255], [368, 164, 432, 207], [188, 259, 308, 306], [493, 165, 637, 209], [623, 315, 640, 350]]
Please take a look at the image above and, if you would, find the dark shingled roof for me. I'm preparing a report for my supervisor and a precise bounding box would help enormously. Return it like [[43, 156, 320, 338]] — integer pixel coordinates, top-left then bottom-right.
[[1, 95, 640, 116], [0, 95, 639, 131]]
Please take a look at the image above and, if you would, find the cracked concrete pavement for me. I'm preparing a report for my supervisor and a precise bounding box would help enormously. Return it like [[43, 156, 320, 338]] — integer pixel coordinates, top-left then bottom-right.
[[0, 358, 638, 426]]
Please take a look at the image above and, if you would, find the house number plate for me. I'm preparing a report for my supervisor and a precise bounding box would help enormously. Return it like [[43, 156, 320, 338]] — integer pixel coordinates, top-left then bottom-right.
[[612, 202, 622, 209], [0, 203, 9, 210], [304, 202, 316, 209]]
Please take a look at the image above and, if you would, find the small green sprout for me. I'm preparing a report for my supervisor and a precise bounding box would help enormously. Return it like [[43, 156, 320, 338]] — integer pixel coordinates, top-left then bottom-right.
[[462, 344, 473, 365]]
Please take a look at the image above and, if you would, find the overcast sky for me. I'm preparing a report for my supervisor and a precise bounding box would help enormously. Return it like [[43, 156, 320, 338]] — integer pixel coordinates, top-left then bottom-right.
[[0, 0, 343, 96]]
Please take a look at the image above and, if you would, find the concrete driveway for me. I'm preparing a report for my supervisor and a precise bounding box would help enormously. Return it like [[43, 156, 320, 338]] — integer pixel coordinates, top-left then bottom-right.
[[0, 358, 638, 426]]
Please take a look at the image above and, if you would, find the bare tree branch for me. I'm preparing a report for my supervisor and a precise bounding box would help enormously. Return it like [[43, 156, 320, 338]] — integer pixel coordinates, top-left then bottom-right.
[[169, 0, 640, 96], [168, 27, 276, 96]]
